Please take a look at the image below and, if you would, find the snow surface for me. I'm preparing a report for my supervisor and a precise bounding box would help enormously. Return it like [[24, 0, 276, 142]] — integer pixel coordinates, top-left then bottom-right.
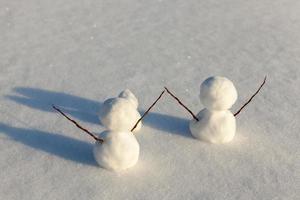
[[0, 0, 299, 199]]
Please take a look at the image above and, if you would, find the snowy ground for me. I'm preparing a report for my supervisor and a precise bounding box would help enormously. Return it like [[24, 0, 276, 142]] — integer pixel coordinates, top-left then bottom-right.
[[0, 0, 299, 199]]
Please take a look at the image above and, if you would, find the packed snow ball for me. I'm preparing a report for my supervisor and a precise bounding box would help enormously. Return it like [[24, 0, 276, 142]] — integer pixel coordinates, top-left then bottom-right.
[[93, 130, 140, 171], [200, 76, 238, 110], [189, 109, 236, 143], [98, 89, 142, 132]]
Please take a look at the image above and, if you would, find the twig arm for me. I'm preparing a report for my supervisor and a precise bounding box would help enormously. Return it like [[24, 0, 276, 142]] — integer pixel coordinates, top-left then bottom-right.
[[131, 90, 165, 132], [52, 105, 104, 143], [164, 87, 199, 121], [234, 76, 267, 117]]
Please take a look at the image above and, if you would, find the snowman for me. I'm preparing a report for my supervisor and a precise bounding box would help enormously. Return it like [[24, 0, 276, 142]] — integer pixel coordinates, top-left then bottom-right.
[[189, 76, 238, 143], [98, 89, 142, 132], [95, 89, 164, 170], [52, 90, 165, 171]]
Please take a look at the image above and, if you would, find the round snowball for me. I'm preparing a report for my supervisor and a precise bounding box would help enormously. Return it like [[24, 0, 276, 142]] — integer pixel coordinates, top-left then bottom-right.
[[200, 76, 238, 110], [99, 97, 142, 132], [189, 109, 236, 143], [93, 130, 140, 171]]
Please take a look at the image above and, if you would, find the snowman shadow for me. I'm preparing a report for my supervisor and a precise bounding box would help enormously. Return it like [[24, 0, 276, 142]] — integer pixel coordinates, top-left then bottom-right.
[[140, 111, 192, 139], [6, 87, 102, 125], [0, 122, 98, 166], [6, 87, 192, 139]]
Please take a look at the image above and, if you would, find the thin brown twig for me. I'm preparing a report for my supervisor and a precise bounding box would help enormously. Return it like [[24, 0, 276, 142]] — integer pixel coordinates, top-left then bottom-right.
[[131, 90, 166, 132], [164, 87, 199, 121], [234, 76, 267, 117], [52, 105, 104, 143]]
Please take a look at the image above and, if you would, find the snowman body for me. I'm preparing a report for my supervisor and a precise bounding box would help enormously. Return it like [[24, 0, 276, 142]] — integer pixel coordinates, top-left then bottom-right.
[[93, 130, 139, 171], [190, 109, 236, 143], [189, 76, 238, 144], [99, 89, 142, 132]]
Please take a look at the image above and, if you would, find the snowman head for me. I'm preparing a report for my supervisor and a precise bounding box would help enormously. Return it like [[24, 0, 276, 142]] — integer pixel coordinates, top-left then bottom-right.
[[118, 89, 139, 109], [200, 76, 238, 110]]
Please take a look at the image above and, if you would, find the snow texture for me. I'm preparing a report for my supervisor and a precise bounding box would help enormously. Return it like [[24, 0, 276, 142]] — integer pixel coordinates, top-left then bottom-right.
[[93, 130, 139, 171], [0, 0, 299, 199], [98, 89, 142, 132]]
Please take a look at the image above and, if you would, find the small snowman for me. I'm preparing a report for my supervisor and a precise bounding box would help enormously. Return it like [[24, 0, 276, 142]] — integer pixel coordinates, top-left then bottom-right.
[[165, 76, 266, 144], [94, 90, 164, 170], [189, 76, 238, 143], [98, 89, 142, 132], [53, 90, 165, 171]]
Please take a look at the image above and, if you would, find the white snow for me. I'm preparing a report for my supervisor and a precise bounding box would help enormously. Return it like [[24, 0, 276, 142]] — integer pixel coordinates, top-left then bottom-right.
[[0, 0, 299, 199], [93, 130, 139, 171], [98, 89, 142, 132]]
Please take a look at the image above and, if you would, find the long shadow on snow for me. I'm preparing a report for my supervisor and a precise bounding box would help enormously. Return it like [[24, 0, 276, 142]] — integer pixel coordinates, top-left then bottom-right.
[[6, 87, 192, 139], [0, 122, 97, 166], [6, 87, 101, 125]]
